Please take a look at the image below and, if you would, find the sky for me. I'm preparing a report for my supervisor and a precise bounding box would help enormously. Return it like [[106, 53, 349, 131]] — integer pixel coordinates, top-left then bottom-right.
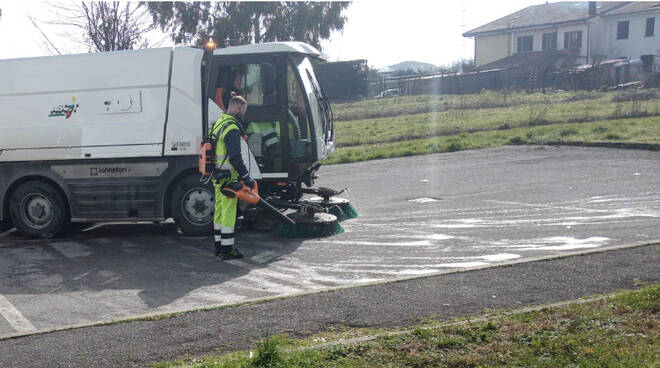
[[0, 0, 543, 68]]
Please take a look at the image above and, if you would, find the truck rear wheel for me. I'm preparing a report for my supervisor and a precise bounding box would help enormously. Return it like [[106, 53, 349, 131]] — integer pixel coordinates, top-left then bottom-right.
[[171, 175, 214, 236], [9, 181, 68, 239]]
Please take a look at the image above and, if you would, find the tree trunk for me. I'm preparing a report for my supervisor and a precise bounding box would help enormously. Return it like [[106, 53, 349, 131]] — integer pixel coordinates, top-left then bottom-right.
[[253, 11, 261, 43]]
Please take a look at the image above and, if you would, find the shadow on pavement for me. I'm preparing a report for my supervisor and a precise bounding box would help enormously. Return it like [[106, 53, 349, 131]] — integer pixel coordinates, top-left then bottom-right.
[[0, 222, 305, 309]]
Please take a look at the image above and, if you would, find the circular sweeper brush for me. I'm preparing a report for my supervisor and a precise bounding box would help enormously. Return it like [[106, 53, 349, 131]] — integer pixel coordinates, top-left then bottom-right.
[[274, 211, 344, 238], [303, 196, 359, 221]]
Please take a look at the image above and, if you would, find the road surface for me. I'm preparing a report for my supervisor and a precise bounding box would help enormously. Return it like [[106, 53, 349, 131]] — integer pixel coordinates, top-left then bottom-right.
[[1, 146, 659, 337]]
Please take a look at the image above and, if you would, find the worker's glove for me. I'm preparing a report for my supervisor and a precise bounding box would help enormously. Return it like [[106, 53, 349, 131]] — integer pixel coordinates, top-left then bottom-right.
[[241, 174, 255, 189]]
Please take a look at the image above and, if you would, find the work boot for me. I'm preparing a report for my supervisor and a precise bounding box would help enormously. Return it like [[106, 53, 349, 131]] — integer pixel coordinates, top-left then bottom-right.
[[218, 247, 244, 260]]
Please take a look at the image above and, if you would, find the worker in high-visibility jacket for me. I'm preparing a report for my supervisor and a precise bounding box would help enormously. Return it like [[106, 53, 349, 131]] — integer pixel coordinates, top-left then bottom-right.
[[209, 94, 254, 260]]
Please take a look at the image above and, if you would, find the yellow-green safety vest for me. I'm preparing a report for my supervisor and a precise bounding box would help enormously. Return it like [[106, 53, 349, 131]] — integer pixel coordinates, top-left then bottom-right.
[[209, 113, 241, 176]]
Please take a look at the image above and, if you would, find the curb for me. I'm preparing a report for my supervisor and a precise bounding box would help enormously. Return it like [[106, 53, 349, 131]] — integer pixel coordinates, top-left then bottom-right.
[[540, 141, 660, 151], [1, 240, 658, 341]]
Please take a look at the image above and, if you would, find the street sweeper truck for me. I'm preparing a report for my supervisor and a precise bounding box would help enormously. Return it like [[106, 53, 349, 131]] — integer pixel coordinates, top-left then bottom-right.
[[0, 42, 355, 238]]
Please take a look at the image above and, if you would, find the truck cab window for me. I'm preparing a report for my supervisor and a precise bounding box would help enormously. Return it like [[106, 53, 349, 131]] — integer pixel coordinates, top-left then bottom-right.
[[215, 63, 277, 111], [215, 65, 245, 112], [287, 63, 313, 159], [245, 63, 278, 107], [243, 62, 282, 173]]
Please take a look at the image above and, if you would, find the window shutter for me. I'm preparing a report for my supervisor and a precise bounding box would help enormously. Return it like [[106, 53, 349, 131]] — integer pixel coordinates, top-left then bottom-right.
[[576, 31, 582, 48], [646, 18, 655, 37]]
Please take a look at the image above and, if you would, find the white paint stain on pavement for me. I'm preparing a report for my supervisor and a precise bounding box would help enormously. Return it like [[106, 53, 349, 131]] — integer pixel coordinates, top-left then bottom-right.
[[0, 294, 36, 332], [478, 253, 521, 262], [318, 240, 434, 247], [370, 262, 489, 273], [498, 236, 611, 251], [409, 234, 455, 240], [270, 259, 383, 285], [409, 197, 438, 203], [437, 261, 489, 268], [433, 219, 484, 228]]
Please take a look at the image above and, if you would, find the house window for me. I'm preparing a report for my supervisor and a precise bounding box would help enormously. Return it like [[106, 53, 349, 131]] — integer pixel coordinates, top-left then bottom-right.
[[542, 32, 557, 50], [564, 30, 582, 49], [646, 17, 655, 37], [516, 35, 533, 53], [617, 20, 629, 39]]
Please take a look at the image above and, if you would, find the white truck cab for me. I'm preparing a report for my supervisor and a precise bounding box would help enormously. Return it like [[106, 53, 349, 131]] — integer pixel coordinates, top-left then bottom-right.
[[0, 42, 335, 238]]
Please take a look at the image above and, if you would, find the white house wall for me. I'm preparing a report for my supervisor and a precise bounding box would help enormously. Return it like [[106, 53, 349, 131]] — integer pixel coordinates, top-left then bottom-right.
[[589, 16, 609, 60], [556, 23, 589, 64], [471, 6, 660, 68], [475, 33, 510, 66], [476, 22, 590, 66], [510, 26, 557, 55], [600, 11, 660, 66]]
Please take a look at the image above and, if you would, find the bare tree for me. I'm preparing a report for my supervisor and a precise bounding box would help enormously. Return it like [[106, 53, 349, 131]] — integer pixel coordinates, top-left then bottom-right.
[[78, 2, 153, 51], [33, 2, 156, 54]]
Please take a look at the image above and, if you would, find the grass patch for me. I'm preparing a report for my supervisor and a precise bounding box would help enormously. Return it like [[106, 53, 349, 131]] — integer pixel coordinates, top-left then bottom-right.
[[332, 91, 613, 122], [325, 89, 660, 164], [611, 90, 660, 103], [153, 284, 660, 368], [324, 116, 660, 164], [331, 90, 660, 122], [333, 97, 660, 147]]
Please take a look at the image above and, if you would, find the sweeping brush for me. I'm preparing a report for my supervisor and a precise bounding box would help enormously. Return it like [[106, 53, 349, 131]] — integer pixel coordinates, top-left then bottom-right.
[[327, 205, 347, 220], [336, 201, 359, 220], [305, 197, 359, 221], [274, 212, 344, 238], [223, 182, 347, 238]]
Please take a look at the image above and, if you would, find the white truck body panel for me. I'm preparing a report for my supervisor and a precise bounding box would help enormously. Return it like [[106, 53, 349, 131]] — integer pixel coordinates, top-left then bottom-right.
[[164, 48, 203, 157], [0, 48, 173, 162]]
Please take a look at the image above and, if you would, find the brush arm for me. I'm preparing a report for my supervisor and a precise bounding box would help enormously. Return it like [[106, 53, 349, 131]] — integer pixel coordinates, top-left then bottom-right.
[[258, 198, 296, 226]]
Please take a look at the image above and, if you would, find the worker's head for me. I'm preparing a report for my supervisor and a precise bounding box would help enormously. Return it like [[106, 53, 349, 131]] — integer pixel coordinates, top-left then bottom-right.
[[227, 93, 248, 120], [231, 71, 243, 90]]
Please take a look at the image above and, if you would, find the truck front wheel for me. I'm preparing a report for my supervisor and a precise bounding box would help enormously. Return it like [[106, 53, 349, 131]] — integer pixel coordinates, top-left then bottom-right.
[[170, 175, 214, 236], [9, 180, 68, 238]]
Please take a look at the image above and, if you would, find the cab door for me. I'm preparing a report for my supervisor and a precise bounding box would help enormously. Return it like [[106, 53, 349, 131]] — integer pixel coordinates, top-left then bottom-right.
[[207, 54, 289, 179]]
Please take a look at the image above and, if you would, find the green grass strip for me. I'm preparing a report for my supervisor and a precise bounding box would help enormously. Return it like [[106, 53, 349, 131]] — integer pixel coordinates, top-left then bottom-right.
[[332, 90, 657, 122], [325, 116, 660, 164], [153, 283, 660, 368], [334, 97, 660, 147]]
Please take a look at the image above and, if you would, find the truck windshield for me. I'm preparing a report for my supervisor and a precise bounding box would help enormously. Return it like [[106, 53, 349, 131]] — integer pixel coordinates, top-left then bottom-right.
[[296, 57, 333, 147], [287, 62, 313, 159]]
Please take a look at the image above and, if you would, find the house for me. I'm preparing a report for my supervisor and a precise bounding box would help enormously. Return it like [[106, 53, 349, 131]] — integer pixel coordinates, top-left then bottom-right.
[[463, 2, 660, 72]]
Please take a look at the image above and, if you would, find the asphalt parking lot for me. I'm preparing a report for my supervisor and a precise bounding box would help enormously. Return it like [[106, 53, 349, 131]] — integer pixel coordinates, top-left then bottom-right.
[[1, 146, 659, 337]]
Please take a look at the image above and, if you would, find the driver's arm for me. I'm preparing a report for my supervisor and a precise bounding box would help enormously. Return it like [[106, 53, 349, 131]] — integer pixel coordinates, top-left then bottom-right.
[[215, 88, 227, 111]]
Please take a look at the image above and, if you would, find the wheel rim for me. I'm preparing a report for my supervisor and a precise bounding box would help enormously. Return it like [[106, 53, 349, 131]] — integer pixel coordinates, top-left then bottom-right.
[[20, 193, 54, 230], [181, 187, 214, 226]]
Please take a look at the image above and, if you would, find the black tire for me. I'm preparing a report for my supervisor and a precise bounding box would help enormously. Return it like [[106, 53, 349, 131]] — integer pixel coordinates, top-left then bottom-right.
[[9, 180, 68, 239], [170, 175, 214, 236]]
